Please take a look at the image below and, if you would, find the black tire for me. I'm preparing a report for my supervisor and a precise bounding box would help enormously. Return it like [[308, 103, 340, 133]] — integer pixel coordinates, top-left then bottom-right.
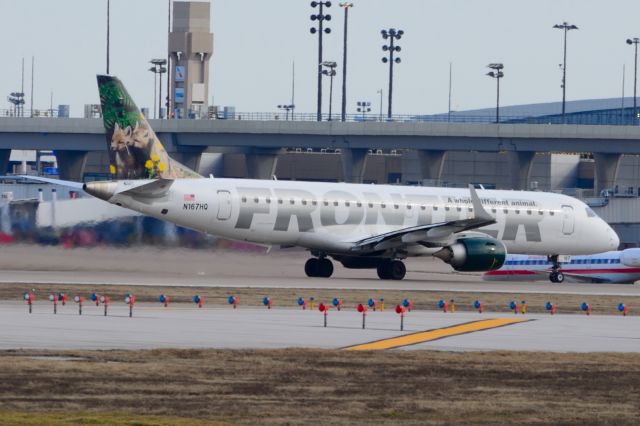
[[319, 258, 334, 278], [305, 258, 319, 277], [549, 272, 558, 283], [377, 263, 391, 280], [555, 272, 565, 283], [389, 260, 406, 280]]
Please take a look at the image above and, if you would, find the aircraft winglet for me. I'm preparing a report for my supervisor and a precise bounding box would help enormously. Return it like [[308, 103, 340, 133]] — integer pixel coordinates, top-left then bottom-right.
[[469, 184, 493, 221]]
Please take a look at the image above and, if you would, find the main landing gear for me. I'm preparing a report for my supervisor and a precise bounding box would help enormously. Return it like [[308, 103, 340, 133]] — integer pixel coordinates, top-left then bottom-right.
[[548, 254, 565, 283], [305, 257, 334, 278], [376, 260, 406, 281]]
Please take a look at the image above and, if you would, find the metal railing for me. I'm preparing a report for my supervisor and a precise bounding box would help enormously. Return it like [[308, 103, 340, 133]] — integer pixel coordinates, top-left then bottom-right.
[[3, 107, 640, 126], [0, 108, 60, 118]]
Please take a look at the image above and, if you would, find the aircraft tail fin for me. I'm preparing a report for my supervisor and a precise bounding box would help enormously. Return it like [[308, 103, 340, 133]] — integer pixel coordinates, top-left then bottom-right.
[[96, 75, 201, 180]]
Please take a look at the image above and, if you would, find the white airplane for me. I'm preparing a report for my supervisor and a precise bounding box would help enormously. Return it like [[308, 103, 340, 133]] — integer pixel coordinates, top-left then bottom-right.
[[483, 249, 640, 284], [22, 76, 621, 280]]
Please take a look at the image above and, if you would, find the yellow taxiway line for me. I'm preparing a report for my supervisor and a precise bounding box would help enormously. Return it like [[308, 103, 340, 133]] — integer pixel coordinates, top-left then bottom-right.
[[344, 318, 530, 351]]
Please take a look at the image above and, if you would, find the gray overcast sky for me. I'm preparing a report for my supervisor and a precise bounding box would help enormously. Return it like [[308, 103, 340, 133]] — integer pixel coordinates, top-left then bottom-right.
[[2, 0, 640, 117]]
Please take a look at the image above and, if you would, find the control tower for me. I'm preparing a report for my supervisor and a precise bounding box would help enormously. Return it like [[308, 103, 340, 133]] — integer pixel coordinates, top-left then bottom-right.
[[169, 1, 213, 119]]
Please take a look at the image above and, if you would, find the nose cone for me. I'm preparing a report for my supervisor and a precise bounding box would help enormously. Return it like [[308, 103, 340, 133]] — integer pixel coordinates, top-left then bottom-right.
[[83, 181, 118, 201], [607, 225, 620, 250]]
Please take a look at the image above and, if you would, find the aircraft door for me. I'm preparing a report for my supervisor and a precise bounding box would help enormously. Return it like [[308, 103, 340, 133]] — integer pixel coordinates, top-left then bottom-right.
[[561, 205, 574, 235], [216, 190, 232, 220]]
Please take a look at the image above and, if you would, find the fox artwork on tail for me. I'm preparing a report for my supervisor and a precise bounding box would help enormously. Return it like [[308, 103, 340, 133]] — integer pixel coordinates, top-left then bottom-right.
[[97, 75, 200, 180]]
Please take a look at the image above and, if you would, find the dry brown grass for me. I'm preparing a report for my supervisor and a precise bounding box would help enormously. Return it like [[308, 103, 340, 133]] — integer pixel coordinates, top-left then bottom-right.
[[1, 283, 637, 316], [0, 349, 638, 425]]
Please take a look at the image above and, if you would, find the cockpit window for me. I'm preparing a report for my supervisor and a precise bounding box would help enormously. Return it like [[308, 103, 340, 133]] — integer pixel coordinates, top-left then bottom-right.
[[585, 207, 597, 218]]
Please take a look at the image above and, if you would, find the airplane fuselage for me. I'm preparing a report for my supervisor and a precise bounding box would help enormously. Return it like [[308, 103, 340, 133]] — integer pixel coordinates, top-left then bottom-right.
[[108, 178, 619, 257]]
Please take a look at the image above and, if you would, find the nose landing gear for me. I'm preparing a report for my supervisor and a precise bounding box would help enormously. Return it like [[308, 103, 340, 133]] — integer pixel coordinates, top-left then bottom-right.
[[548, 255, 565, 283]]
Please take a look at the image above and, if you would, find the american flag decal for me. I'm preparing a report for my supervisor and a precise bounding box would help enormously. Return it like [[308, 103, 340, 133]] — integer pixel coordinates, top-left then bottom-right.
[[184, 194, 195, 201]]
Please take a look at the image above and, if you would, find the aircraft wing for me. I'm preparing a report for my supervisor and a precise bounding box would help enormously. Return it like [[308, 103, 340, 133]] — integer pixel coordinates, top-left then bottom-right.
[[0, 175, 84, 190], [349, 185, 496, 253]]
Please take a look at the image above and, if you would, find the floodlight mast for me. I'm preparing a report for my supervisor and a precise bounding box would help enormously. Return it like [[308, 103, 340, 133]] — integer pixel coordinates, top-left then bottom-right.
[[553, 22, 579, 120]]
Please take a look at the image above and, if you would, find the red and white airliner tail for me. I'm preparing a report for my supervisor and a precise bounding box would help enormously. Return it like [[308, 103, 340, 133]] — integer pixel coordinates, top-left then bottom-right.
[[483, 248, 640, 284]]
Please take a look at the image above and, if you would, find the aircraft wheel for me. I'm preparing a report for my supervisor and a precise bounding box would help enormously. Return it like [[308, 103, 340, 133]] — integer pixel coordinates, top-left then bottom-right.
[[549, 272, 558, 283], [319, 258, 334, 278], [377, 263, 391, 280], [555, 272, 565, 283], [305, 258, 319, 277], [389, 260, 406, 280]]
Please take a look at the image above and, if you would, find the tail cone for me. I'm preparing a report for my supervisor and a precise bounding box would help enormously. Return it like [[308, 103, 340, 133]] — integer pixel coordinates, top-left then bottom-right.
[[83, 181, 118, 201]]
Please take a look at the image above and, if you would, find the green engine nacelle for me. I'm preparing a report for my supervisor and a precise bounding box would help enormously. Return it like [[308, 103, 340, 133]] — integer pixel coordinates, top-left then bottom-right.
[[434, 237, 506, 272]]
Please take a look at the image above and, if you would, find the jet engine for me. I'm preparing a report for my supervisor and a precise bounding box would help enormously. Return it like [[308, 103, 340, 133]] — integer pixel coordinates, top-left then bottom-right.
[[433, 237, 506, 272]]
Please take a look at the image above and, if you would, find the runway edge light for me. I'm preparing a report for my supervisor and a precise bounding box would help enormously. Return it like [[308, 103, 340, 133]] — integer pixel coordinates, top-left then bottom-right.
[[618, 303, 628, 316], [357, 303, 367, 329], [545, 301, 557, 315], [100, 295, 109, 316], [228, 295, 238, 309], [263, 296, 272, 309], [403, 298, 413, 312], [395, 304, 406, 331], [581, 302, 591, 316], [318, 303, 328, 327], [194, 295, 204, 308]]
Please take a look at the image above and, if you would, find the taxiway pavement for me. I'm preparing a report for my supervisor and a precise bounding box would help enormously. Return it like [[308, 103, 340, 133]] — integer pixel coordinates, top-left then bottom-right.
[[1, 302, 638, 352]]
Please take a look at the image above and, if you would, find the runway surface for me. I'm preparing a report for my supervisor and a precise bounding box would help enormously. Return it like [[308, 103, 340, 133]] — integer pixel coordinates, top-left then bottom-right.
[[2, 302, 638, 352], [0, 245, 639, 296]]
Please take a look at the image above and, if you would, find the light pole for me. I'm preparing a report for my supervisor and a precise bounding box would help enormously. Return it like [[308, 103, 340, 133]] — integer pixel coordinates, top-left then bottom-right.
[[486, 63, 504, 123], [150, 59, 167, 119], [322, 61, 337, 120], [310, 1, 332, 121], [106, 0, 110, 74], [553, 22, 578, 119], [339, 2, 353, 122], [278, 104, 295, 121], [377, 88, 383, 121], [626, 38, 639, 122], [149, 67, 158, 119], [381, 28, 403, 119], [356, 100, 371, 120]]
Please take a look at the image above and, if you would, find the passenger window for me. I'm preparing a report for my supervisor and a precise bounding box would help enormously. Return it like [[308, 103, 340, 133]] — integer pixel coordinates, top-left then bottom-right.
[[278, 199, 283, 204], [242, 196, 247, 203], [433, 206, 438, 211], [456, 206, 461, 212], [345, 201, 350, 207], [381, 204, 386, 208], [491, 208, 497, 213], [515, 210, 520, 214], [445, 206, 450, 211], [407, 204, 412, 210], [266, 198, 271, 204], [420, 205, 426, 210], [311, 200, 317, 206], [254, 197, 259, 203], [550, 211, 555, 216], [290, 199, 295, 205], [302, 200, 307, 205], [356, 202, 362, 207], [527, 210, 532, 215], [394, 204, 399, 210], [333, 201, 339, 206], [323, 201, 329, 206], [538, 210, 543, 215], [503, 209, 508, 214], [368, 203, 374, 208]]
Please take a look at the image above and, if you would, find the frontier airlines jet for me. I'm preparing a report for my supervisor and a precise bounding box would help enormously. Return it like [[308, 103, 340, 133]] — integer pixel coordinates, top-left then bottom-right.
[[36, 76, 621, 280]]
